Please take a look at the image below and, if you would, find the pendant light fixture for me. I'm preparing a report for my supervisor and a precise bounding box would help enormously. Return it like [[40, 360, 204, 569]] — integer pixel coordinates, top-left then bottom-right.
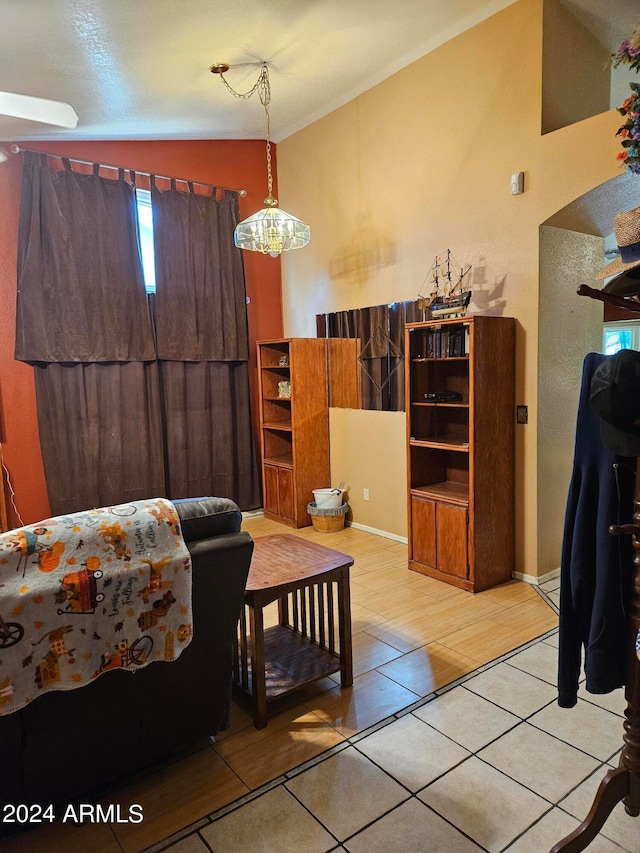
[[210, 62, 310, 257]]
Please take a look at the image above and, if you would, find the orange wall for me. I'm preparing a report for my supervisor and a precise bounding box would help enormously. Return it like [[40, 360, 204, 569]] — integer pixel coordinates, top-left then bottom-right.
[[0, 139, 283, 527]]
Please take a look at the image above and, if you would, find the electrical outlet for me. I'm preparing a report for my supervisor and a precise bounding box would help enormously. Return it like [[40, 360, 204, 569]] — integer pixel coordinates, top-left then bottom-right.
[[363, 488, 370, 501]]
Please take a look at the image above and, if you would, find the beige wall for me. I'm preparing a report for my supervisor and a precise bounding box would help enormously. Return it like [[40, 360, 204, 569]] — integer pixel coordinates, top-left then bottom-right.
[[537, 226, 604, 577], [277, 0, 621, 577], [542, 0, 610, 134], [329, 409, 408, 539]]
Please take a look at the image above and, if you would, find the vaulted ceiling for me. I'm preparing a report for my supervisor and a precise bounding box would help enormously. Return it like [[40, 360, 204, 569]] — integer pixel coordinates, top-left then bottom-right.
[[1, 0, 638, 144]]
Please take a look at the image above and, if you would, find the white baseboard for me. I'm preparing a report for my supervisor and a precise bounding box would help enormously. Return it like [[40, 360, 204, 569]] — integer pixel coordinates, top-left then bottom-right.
[[346, 520, 408, 545], [513, 566, 560, 586], [241, 511, 408, 545], [539, 566, 561, 584], [513, 572, 538, 586]]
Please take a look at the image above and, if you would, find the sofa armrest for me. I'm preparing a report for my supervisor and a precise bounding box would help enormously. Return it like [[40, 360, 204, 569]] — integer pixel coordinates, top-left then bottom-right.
[[173, 496, 243, 542]]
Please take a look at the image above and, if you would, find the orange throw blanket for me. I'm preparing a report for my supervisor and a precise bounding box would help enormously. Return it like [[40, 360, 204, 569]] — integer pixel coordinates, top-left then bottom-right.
[[0, 498, 192, 715]]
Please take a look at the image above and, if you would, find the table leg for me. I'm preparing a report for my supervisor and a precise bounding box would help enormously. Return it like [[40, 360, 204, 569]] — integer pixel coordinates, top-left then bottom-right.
[[337, 568, 353, 687], [237, 602, 249, 691], [248, 598, 268, 729], [278, 594, 289, 628]]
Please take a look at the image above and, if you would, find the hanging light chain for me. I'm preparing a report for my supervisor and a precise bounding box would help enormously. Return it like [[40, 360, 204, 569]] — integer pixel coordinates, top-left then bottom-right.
[[219, 64, 274, 201], [213, 60, 310, 254], [264, 100, 273, 200], [217, 63, 270, 102]]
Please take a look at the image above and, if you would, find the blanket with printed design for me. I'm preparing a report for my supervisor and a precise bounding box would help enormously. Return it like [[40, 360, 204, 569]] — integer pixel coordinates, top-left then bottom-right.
[[0, 498, 192, 715]]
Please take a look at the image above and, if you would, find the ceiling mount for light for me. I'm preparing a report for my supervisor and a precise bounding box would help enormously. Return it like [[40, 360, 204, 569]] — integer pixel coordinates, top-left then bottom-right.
[[210, 61, 310, 257], [209, 63, 230, 75]]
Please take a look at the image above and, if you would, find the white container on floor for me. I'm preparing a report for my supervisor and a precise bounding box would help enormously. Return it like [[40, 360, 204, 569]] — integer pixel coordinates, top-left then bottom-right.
[[312, 488, 344, 509]]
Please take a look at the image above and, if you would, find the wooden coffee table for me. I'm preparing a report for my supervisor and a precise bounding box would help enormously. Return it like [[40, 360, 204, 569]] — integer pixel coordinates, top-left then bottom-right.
[[234, 533, 354, 729]]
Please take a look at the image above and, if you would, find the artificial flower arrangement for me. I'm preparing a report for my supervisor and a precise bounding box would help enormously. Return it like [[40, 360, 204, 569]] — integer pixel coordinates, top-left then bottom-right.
[[612, 24, 640, 72], [616, 82, 640, 175], [614, 24, 640, 174]]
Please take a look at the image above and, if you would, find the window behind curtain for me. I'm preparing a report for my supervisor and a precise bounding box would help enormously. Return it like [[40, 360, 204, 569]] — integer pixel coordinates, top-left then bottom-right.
[[135, 188, 156, 293]]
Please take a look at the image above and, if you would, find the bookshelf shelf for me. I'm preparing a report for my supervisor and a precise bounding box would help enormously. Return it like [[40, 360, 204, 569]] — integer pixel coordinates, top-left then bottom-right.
[[411, 481, 469, 505], [411, 402, 469, 408], [409, 437, 470, 451], [412, 356, 469, 363]]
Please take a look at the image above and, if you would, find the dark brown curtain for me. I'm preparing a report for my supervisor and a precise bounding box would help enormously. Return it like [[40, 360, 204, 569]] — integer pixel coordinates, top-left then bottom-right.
[[34, 362, 165, 515], [15, 153, 161, 514], [152, 180, 248, 361], [16, 154, 260, 514], [160, 361, 259, 508], [16, 153, 155, 362], [151, 181, 260, 510]]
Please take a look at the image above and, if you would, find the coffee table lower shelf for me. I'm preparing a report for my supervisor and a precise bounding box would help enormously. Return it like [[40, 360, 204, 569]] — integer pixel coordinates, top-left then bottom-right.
[[238, 624, 343, 704]]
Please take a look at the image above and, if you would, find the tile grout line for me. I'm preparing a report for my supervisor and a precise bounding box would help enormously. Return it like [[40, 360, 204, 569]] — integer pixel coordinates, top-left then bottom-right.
[[148, 627, 558, 838], [139, 525, 562, 853], [188, 628, 564, 838]]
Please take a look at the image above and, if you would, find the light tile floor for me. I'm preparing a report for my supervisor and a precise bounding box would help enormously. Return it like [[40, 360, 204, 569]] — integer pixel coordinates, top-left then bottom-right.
[[153, 626, 637, 853], [2, 525, 636, 853]]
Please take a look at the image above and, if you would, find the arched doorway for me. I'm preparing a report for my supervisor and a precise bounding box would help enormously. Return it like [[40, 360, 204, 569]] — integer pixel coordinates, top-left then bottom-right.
[[537, 171, 640, 576]]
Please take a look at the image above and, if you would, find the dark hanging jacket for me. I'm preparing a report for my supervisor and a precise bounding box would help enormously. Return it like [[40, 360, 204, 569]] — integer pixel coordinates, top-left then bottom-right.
[[558, 352, 635, 708]]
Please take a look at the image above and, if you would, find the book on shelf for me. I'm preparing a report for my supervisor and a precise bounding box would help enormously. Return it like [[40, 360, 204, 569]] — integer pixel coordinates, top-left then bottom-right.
[[428, 325, 468, 358], [412, 322, 470, 359]]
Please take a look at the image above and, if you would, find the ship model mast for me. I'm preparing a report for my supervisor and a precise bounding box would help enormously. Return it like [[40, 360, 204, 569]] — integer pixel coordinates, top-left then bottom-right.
[[418, 249, 472, 319]]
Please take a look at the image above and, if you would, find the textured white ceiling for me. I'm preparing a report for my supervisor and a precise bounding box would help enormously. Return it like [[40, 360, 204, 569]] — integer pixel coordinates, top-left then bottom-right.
[[0, 0, 637, 144]]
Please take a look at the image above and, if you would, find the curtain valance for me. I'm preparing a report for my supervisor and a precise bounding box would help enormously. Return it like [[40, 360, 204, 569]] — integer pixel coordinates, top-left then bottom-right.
[[15, 155, 249, 364], [15, 153, 156, 363], [151, 181, 249, 361]]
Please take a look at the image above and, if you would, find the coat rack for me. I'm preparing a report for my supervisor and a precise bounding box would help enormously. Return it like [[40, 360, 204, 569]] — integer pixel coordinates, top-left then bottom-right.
[[551, 285, 640, 852], [576, 284, 640, 315]]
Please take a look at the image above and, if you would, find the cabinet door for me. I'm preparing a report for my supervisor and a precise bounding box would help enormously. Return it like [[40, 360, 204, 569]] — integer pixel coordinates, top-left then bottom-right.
[[436, 503, 468, 579], [276, 467, 295, 521], [411, 497, 436, 568], [263, 465, 280, 515], [263, 464, 295, 521]]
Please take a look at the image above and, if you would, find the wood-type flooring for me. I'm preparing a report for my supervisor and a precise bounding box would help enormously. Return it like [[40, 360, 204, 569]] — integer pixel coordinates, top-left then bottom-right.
[[0, 515, 558, 853]]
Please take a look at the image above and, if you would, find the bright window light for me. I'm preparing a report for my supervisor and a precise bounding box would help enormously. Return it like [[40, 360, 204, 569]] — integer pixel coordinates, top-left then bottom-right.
[[602, 321, 640, 355], [135, 188, 156, 293]]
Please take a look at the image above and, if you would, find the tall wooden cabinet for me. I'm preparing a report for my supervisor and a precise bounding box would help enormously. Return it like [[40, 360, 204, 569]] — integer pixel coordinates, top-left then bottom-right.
[[406, 315, 515, 592], [257, 338, 330, 528]]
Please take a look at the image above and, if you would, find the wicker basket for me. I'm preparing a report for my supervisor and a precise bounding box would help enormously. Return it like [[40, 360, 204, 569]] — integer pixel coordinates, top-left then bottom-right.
[[307, 501, 349, 533]]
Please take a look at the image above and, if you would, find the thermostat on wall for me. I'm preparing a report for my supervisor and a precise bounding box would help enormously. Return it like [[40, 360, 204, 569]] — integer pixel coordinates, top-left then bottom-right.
[[511, 172, 524, 195]]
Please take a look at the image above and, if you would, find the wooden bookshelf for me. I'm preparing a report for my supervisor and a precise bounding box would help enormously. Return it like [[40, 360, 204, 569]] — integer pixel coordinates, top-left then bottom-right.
[[257, 338, 330, 528], [406, 315, 515, 592]]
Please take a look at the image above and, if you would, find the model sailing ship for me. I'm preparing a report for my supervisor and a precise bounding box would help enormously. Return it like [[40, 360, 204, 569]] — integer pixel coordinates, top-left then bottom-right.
[[419, 249, 472, 318]]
